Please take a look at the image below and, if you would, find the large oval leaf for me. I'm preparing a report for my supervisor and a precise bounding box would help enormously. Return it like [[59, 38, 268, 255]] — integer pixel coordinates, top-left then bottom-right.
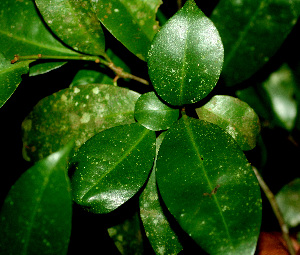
[[71, 123, 156, 214], [134, 92, 179, 131], [211, 0, 300, 86], [148, 0, 224, 106], [0, 143, 73, 255], [92, 0, 162, 61], [0, 53, 30, 108], [156, 116, 262, 255], [22, 84, 140, 162], [0, 0, 78, 60], [196, 95, 261, 151], [35, 0, 105, 56]]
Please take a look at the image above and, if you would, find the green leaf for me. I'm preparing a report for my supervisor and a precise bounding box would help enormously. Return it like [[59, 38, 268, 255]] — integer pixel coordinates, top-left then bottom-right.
[[29, 62, 67, 76], [0, 53, 30, 108], [92, 0, 162, 61], [0, 0, 78, 60], [22, 84, 140, 162], [156, 116, 262, 255], [276, 178, 300, 228], [72, 123, 156, 214], [196, 95, 261, 151], [134, 92, 180, 131], [211, 0, 300, 86], [140, 133, 183, 255], [148, 0, 224, 106], [0, 143, 73, 255], [34, 0, 105, 56]]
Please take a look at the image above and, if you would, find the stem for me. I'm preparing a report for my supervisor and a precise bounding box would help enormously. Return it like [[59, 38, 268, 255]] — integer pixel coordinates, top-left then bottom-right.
[[177, 0, 183, 9], [11, 54, 149, 85], [252, 166, 296, 255]]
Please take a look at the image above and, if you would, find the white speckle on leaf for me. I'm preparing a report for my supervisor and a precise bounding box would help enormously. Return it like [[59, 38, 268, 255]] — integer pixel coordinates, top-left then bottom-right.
[[80, 113, 91, 123], [74, 87, 80, 94], [92, 87, 100, 94]]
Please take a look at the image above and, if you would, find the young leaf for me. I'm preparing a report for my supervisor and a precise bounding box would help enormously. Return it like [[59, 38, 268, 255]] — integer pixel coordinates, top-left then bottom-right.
[[134, 92, 180, 131], [139, 133, 183, 255], [276, 178, 300, 228], [0, 53, 30, 108], [92, 0, 162, 61], [0, 143, 73, 255], [22, 84, 140, 162], [196, 95, 261, 151], [211, 0, 300, 86], [148, 0, 224, 106], [156, 116, 262, 255], [71, 123, 156, 214], [0, 0, 78, 60], [34, 0, 105, 56]]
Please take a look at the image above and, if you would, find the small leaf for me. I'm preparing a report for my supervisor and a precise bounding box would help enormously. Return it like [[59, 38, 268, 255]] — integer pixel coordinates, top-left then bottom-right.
[[276, 178, 300, 228], [35, 0, 105, 56], [22, 84, 140, 162], [135, 92, 179, 131], [156, 116, 262, 255], [140, 133, 183, 255], [0, 143, 73, 255], [211, 0, 300, 85], [196, 95, 261, 151], [148, 0, 224, 106], [29, 62, 67, 76], [0, 0, 78, 60], [72, 123, 156, 214], [0, 53, 30, 108], [92, 0, 162, 61]]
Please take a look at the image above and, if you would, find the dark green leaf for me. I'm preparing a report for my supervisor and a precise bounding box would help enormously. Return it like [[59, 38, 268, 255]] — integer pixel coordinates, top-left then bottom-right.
[[0, 53, 30, 108], [34, 0, 105, 56], [134, 92, 179, 131], [72, 123, 156, 214], [156, 116, 262, 255], [0, 143, 73, 255], [196, 95, 261, 151], [140, 133, 183, 255], [211, 0, 300, 85], [29, 62, 67, 76], [276, 178, 300, 228], [22, 84, 140, 162], [0, 0, 78, 60], [92, 0, 162, 61], [148, 0, 224, 106]]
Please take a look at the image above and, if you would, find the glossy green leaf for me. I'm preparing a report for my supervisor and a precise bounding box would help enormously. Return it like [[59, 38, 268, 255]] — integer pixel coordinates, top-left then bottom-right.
[[237, 64, 298, 131], [211, 0, 300, 86], [22, 84, 140, 162], [0, 143, 73, 255], [29, 62, 67, 76], [92, 0, 162, 61], [140, 132, 183, 255], [0, 53, 30, 108], [148, 0, 224, 106], [0, 0, 78, 60], [71, 123, 156, 214], [35, 0, 105, 56], [196, 95, 260, 151], [156, 116, 262, 255], [276, 178, 300, 228], [134, 92, 180, 131]]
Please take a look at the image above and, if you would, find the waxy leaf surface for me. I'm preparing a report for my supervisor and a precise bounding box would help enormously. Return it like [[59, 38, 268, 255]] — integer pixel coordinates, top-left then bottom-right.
[[140, 133, 183, 255], [72, 123, 156, 214], [0, 143, 73, 255], [135, 92, 179, 131], [92, 0, 162, 61], [35, 0, 105, 56], [148, 0, 224, 106], [0, 53, 30, 108], [156, 116, 262, 255], [22, 84, 140, 162], [196, 95, 260, 151], [211, 0, 300, 85], [0, 0, 78, 60]]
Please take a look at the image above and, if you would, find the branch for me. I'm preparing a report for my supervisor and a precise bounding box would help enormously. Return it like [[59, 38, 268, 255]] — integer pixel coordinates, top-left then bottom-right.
[[11, 54, 149, 85], [252, 166, 296, 255]]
